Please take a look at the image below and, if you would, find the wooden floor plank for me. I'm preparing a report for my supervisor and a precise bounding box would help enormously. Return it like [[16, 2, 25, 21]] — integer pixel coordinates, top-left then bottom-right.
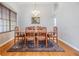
[[0, 39, 79, 56]]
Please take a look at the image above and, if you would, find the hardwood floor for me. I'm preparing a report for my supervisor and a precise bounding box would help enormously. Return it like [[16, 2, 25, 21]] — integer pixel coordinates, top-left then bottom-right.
[[0, 39, 79, 56], [0, 47, 1, 55]]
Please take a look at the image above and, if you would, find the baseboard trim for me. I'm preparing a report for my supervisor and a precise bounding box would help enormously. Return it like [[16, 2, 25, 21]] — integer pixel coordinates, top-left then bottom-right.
[[0, 37, 14, 47], [59, 39, 79, 52]]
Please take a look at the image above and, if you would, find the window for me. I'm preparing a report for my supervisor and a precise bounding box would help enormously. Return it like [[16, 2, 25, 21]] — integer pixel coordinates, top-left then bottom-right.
[[0, 4, 17, 33], [2, 6, 9, 32], [10, 11, 16, 30], [0, 5, 3, 32]]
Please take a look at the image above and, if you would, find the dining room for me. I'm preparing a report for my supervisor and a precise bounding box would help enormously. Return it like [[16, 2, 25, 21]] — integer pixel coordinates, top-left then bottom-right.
[[0, 2, 79, 56]]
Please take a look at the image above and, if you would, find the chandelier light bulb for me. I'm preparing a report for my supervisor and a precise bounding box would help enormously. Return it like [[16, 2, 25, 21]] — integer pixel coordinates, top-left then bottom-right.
[[32, 9, 40, 17]]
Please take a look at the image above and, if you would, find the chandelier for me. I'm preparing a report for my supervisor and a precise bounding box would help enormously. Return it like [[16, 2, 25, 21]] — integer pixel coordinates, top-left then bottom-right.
[[32, 9, 40, 17], [32, 2, 40, 17]]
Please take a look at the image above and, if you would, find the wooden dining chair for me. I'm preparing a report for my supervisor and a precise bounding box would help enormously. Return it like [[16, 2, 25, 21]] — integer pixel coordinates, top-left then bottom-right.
[[53, 26, 58, 44], [36, 27, 48, 48], [47, 26, 58, 44], [14, 26, 20, 44], [14, 26, 24, 44], [25, 27, 36, 47]]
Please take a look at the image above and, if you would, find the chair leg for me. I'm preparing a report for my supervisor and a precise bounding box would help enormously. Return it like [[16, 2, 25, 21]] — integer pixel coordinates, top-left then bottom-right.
[[53, 36, 58, 44], [53, 36, 56, 43], [14, 37, 16, 44], [17, 36, 20, 45], [37, 40, 38, 48], [46, 39, 47, 48], [56, 37, 58, 44], [46, 35, 48, 48], [24, 36, 26, 44], [25, 38, 27, 45], [23, 36, 24, 44], [24, 38, 27, 47], [34, 39, 35, 48], [22, 36, 23, 41]]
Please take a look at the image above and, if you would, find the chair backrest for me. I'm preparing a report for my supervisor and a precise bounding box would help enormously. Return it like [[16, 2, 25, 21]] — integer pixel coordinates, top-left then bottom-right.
[[36, 26, 46, 31], [53, 26, 58, 36], [37, 27, 47, 37], [26, 26, 35, 31], [37, 26, 42, 30], [25, 26, 47, 37], [15, 26, 19, 32], [15, 26, 20, 36], [25, 27, 35, 37]]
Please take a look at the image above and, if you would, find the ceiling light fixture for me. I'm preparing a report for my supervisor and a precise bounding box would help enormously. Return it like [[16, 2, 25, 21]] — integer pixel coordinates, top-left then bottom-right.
[[32, 2, 40, 17]]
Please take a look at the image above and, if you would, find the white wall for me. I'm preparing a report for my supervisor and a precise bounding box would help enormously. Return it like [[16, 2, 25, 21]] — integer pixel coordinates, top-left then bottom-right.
[[56, 2, 79, 51], [17, 2, 79, 51], [18, 3, 55, 32], [0, 2, 19, 47]]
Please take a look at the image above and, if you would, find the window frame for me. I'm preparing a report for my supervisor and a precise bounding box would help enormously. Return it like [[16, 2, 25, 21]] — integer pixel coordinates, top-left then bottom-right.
[[0, 3, 17, 34]]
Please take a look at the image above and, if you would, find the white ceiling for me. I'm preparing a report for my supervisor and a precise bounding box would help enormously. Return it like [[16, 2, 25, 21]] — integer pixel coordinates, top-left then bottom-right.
[[6, 2, 58, 8], [13, 2, 57, 5]]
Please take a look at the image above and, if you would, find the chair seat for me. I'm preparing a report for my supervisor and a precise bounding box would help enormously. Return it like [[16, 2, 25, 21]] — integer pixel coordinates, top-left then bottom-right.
[[26, 37, 35, 41], [36, 36, 46, 40]]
